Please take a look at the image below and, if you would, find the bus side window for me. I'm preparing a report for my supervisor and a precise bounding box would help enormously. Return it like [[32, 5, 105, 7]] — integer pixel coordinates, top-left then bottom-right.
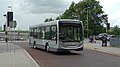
[[41, 27, 45, 39], [51, 26, 56, 40], [39, 28, 42, 39], [34, 28, 37, 38], [36, 28, 40, 39], [29, 28, 32, 36], [45, 26, 50, 40]]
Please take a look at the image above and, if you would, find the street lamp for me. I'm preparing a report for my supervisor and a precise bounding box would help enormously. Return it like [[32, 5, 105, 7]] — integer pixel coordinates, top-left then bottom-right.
[[87, 6, 89, 38], [3, 5, 13, 52]]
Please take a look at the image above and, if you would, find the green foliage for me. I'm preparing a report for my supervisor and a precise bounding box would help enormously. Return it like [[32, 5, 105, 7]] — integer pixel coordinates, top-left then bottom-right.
[[61, 2, 76, 19], [112, 25, 120, 35], [44, 18, 54, 22], [44, 18, 49, 22], [49, 18, 54, 21], [107, 30, 113, 34], [59, 0, 108, 37], [56, 16, 60, 20]]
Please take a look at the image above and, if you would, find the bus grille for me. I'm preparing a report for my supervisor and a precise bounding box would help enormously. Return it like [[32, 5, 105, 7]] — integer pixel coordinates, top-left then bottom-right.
[[61, 42, 81, 48]]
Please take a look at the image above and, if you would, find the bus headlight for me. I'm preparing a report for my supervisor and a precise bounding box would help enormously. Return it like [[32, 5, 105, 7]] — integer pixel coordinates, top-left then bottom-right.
[[78, 41, 83, 47]]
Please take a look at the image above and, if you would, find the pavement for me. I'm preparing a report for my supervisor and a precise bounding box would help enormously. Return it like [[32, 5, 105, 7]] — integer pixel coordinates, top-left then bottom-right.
[[0, 42, 40, 67], [84, 39, 120, 56]]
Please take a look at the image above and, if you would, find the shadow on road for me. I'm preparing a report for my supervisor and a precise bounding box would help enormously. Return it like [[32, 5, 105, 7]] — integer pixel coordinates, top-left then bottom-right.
[[33, 48, 82, 56], [53, 52, 81, 56], [32, 48, 81, 56]]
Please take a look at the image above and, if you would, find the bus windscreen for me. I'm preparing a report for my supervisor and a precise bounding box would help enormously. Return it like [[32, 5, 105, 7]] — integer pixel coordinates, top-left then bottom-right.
[[59, 23, 82, 42]]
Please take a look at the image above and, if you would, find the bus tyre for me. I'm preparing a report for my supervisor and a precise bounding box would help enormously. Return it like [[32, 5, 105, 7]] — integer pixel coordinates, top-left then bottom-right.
[[33, 44, 37, 49], [45, 44, 50, 53], [33, 41, 37, 49], [47, 45, 50, 52]]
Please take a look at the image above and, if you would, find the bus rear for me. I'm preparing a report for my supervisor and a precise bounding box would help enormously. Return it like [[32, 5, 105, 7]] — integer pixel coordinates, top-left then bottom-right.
[[58, 20, 84, 51]]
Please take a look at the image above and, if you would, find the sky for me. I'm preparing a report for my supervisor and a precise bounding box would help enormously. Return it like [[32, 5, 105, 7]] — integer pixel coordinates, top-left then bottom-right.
[[0, 0, 120, 30]]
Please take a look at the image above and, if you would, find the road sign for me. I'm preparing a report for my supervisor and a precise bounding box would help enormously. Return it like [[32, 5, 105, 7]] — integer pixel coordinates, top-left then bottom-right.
[[9, 21, 17, 28]]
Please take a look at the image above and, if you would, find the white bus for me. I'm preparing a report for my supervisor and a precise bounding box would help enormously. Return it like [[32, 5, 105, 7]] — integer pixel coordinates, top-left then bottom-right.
[[29, 19, 84, 52]]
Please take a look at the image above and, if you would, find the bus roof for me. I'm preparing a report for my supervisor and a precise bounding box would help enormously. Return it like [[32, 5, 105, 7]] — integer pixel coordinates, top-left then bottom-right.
[[29, 19, 80, 28]]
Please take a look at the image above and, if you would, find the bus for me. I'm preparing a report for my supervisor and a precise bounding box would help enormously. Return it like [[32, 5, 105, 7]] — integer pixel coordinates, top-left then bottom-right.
[[29, 19, 84, 52]]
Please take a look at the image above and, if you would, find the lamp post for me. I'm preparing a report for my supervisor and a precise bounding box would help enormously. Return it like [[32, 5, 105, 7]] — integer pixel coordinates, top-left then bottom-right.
[[9, 20, 17, 53], [87, 7, 89, 38], [3, 14, 9, 52], [3, 5, 14, 52]]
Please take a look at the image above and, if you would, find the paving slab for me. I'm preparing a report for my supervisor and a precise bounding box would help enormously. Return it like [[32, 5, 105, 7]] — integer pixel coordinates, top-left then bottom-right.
[[0, 42, 40, 67], [84, 40, 120, 56]]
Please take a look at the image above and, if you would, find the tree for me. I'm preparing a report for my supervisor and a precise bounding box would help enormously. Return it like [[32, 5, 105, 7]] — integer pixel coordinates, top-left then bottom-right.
[[61, 2, 76, 19], [56, 16, 60, 20], [112, 25, 120, 35], [44, 18, 49, 22], [49, 18, 54, 21], [76, 0, 107, 35], [59, 0, 108, 37], [44, 18, 54, 22]]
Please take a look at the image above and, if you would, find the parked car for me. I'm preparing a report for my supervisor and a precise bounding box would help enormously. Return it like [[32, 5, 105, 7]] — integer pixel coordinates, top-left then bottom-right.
[[95, 33, 115, 41], [95, 33, 107, 40], [107, 35, 115, 41]]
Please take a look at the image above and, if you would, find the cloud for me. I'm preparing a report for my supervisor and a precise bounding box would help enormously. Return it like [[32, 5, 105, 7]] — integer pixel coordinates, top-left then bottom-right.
[[97, 0, 120, 27], [14, 13, 59, 30], [0, 0, 13, 27], [18, 0, 71, 14], [98, 0, 120, 7], [10, 0, 120, 29]]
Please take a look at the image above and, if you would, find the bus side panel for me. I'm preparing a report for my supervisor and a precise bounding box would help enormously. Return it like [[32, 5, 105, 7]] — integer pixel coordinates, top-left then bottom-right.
[[46, 20, 60, 52], [29, 37, 34, 47], [34, 39, 57, 50], [29, 38, 45, 49], [48, 40, 59, 51], [38, 39, 59, 51], [35, 39, 45, 49]]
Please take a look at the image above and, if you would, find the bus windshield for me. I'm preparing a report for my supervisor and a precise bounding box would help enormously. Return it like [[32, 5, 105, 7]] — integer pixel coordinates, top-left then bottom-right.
[[59, 23, 82, 42]]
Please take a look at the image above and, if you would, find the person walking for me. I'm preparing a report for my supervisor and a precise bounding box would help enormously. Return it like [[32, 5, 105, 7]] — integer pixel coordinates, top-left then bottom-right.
[[89, 35, 93, 43], [102, 34, 107, 47]]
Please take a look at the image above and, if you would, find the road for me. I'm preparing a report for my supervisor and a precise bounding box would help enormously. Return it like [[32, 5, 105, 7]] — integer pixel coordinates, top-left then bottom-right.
[[14, 42, 120, 67]]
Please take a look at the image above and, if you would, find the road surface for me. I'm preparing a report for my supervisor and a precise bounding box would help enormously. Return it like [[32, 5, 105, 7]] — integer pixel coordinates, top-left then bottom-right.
[[14, 42, 120, 67]]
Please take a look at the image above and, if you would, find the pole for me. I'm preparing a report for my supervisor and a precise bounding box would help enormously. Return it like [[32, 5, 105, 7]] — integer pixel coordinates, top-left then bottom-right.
[[5, 30, 8, 52], [87, 7, 89, 38], [106, 27, 107, 33], [9, 27, 11, 52], [3, 15, 9, 52], [13, 22, 15, 53], [106, 23, 108, 33]]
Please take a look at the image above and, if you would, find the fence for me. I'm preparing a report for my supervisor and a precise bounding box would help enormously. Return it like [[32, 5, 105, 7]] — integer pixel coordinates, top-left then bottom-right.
[[110, 38, 120, 47]]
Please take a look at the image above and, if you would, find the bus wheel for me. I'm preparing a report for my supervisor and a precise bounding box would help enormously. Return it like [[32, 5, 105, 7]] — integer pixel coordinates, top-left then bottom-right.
[[33, 41, 37, 49]]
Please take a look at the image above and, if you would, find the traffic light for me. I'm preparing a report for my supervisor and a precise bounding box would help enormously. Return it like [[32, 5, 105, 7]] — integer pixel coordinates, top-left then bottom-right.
[[7, 12, 13, 27], [107, 23, 110, 30]]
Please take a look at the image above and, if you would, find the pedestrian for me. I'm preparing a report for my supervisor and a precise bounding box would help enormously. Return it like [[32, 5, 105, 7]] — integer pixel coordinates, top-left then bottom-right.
[[89, 35, 93, 43], [101, 34, 107, 47]]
